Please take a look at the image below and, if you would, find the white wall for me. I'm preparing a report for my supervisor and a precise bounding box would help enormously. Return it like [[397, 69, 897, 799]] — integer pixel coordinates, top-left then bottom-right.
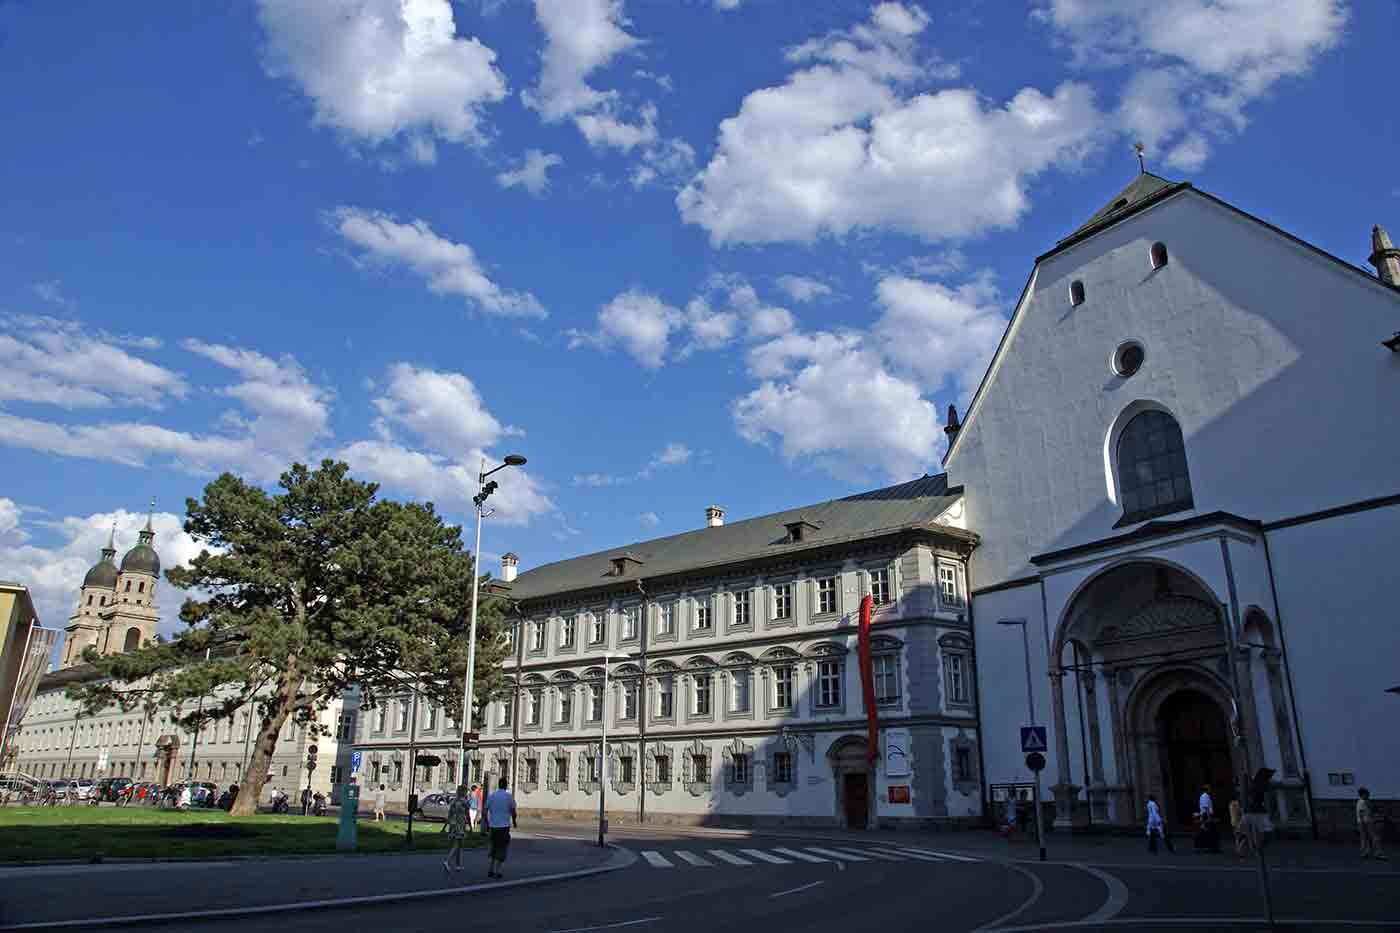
[[948, 190, 1400, 589], [970, 584, 1048, 789]]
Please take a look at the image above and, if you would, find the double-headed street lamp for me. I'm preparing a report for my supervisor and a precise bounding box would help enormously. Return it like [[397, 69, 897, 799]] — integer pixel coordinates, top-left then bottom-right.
[[461, 454, 527, 789], [597, 651, 629, 847]]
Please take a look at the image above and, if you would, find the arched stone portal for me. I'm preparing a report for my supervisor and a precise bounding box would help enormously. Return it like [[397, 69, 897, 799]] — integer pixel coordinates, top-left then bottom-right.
[[827, 735, 873, 830], [123, 627, 142, 652]]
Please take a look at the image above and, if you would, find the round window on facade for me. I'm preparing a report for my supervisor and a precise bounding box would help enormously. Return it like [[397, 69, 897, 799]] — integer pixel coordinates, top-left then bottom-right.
[[1114, 341, 1145, 377]]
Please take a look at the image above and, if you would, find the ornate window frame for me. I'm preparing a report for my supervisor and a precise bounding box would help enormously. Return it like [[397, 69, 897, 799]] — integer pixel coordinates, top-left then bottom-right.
[[726, 585, 755, 635], [860, 560, 898, 613], [646, 742, 673, 796], [522, 675, 546, 732], [615, 664, 642, 726], [619, 603, 642, 647], [767, 731, 800, 797], [760, 646, 800, 717], [649, 661, 678, 725], [721, 736, 755, 796], [936, 558, 966, 612], [722, 652, 755, 721], [551, 672, 577, 730], [949, 731, 979, 796], [767, 578, 797, 630], [806, 642, 848, 715], [610, 741, 638, 796], [587, 608, 608, 648], [528, 619, 547, 657], [690, 591, 716, 638], [580, 741, 601, 795], [546, 745, 571, 795], [681, 737, 712, 797], [653, 600, 679, 645], [870, 634, 903, 707], [684, 657, 718, 724], [810, 569, 843, 621], [938, 633, 974, 711]]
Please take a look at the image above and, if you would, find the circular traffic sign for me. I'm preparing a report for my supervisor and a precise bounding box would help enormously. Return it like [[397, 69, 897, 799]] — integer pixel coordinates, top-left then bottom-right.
[[1025, 751, 1047, 772]]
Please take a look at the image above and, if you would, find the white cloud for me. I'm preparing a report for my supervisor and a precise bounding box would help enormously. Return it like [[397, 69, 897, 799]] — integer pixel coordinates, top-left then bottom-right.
[[371, 362, 517, 458], [715, 0, 742, 9], [679, 5, 1105, 245], [1038, 0, 1348, 169], [183, 340, 332, 460], [567, 289, 682, 369], [572, 441, 691, 486], [0, 507, 206, 638], [255, 0, 507, 160], [733, 336, 941, 483], [497, 149, 563, 195], [31, 280, 75, 309], [0, 498, 23, 542], [576, 105, 658, 152], [0, 315, 187, 410], [871, 272, 1007, 403], [638, 511, 660, 527], [775, 275, 833, 303], [330, 207, 546, 318], [525, 0, 640, 123]]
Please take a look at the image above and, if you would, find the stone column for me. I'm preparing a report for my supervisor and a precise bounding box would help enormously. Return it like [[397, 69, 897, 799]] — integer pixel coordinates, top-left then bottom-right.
[[1262, 650, 1299, 778], [1082, 670, 1107, 821], [1104, 669, 1135, 824], [1049, 667, 1081, 828]]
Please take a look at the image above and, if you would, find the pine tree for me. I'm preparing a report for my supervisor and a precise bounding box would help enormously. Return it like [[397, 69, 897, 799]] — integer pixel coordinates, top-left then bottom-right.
[[70, 459, 510, 816]]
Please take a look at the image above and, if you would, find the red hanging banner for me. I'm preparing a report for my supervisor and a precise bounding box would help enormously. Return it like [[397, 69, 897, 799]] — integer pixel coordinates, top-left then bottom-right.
[[856, 594, 879, 766]]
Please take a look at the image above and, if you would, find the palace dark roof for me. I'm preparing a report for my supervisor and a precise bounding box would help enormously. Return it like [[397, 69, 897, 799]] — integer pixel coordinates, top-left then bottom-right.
[[508, 473, 971, 601]]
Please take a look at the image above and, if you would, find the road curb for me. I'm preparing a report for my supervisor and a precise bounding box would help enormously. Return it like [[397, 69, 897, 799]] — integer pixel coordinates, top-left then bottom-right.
[[0, 843, 638, 930]]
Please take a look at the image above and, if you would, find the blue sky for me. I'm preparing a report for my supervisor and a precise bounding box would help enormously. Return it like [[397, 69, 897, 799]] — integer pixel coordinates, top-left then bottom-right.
[[1, 0, 1394, 632]]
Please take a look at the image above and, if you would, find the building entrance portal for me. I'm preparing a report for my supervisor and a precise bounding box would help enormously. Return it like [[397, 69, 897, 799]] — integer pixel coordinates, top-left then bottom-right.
[[1157, 690, 1234, 831], [828, 735, 873, 830], [844, 773, 870, 829]]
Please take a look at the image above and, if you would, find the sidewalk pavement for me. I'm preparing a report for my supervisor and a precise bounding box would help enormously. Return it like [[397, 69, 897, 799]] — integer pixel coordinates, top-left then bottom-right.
[[0, 834, 627, 929]]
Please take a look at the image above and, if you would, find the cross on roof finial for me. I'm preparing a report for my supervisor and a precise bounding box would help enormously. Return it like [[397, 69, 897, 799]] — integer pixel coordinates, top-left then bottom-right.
[[1134, 141, 1146, 174], [145, 496, 155, 532]]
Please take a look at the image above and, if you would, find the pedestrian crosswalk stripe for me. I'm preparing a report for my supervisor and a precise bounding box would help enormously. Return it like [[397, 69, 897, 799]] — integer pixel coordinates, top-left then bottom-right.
[[771, 847, 829, 863], [868, 847, 943, 862], [707, 850, 753, 866], [674, 851, 713, 867], [740, 849, 791, 864], [888, 845, 979, 863], [845, 847, 903, 861], [641, 851, 674, 868], [804, 847, 869, 862]]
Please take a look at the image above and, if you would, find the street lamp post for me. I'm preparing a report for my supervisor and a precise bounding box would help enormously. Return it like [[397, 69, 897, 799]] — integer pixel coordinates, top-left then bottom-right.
[[999, 618, 1047, 862], [597, 651, 627, 847], [460, 454, 527, 789]]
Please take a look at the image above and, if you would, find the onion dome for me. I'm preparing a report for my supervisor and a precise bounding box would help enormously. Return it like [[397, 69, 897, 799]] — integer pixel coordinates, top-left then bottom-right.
[[83, 525, 119, 589], [119, 505, 161, 576]]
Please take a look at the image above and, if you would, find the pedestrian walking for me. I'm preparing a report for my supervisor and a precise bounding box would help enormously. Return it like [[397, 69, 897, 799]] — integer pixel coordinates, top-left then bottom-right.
[[1146, 795, 1175, 853], [1358, 787, 1387, 861], [483, 777, 517, 880], [1230, 798, 1252, 859], [442, 785, 470, 874], [467, 783, 480, 833], [373, 783, 386, 822], [1194, 784, 1220, 853]]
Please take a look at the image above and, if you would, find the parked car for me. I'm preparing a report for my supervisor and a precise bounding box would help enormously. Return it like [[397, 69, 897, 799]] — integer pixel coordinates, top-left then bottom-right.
[[415, 792, 452, 822], [72, 779, 96, 800]]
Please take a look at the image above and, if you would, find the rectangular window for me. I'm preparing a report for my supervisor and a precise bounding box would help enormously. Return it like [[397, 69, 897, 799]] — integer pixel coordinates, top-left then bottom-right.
[[939, 564, 961, 605], [773, 583, 792, 620], [531, 622, 545, 652], [693, 674, 712, 715], [397, 699, 410, 731], [733, 754, 749, 784], [817, 577, 837, 614], [656, 756, 671, 783], [619, 756, 634, 784], [954, 747, 973, 782], [445, 760, 456, 784], [375, 706, 386, 732], [392, 759, 403, 783], [692, 754, 710, 786], [557, 689, 572, 724], [588, 754, 600, 783], [622, 606, 639, 641], [817, 660, 841, 707], [948, 654, 968, 704], [590, 613, 605, 645], [588, 683, 603, 722], [774, 667, 794, 710], [694, 600, 712, 631], [869, 568, 890, 606], [527, 689, 542, 725], [658, 603, 674, 636], [560, 617, 575, 648], [552, 756, 569, 785], [424, 704, 437, 731], [622, 682, 638, 720], [657, 679, 674, 718], [734, 591, 751, 626], [525, 758, 539, 786], [500, 699, 513, 727], [731, 670, 751, 713], [873, 654, 899, 704]]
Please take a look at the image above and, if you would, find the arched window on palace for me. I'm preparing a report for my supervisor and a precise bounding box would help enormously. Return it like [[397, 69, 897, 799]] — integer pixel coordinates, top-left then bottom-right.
[[1115, 409, 1194, 526]]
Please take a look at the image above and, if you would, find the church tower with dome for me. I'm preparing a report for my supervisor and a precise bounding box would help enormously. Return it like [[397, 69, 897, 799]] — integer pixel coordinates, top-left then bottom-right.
[[61, 506, 162, 669]]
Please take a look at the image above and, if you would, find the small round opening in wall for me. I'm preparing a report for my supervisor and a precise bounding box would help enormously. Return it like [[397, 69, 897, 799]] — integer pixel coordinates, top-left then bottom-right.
[[1114, 342, 1145, 377]]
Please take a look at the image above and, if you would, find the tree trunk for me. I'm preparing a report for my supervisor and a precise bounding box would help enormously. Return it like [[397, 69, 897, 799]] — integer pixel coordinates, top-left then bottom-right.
[[230, 668, 302, 817]]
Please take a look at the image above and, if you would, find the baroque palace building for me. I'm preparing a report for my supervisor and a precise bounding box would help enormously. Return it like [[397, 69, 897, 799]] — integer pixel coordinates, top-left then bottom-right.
[[11, 514, 356, 800]]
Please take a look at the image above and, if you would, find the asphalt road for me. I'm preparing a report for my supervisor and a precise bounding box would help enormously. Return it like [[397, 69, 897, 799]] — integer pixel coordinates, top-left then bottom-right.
[[161, 823, 1399, 933]]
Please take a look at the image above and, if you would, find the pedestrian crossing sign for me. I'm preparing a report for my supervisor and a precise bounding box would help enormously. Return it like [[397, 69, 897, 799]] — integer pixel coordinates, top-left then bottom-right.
[[1020, 726, 1048, 753]]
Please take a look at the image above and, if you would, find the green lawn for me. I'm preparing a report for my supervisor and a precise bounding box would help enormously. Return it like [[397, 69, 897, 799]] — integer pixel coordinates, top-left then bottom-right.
[[0, 806, 482, 862]]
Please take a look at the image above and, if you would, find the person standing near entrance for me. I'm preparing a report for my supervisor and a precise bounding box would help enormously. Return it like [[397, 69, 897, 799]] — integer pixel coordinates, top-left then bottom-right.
[[1358, 788, 1387, 860], [373, 783, 386, 822], [483, 777, 517, 880], [1195, 785, 1220, 853], [1147, 795, 1174, 853]]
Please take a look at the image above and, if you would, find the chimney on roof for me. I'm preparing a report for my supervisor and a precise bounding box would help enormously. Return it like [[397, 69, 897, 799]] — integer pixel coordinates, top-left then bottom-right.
[[705, 505, 725, 528], [944, 404, 961, 442], [500, 552, 519, 583], [1371, 225, 1400, 287]]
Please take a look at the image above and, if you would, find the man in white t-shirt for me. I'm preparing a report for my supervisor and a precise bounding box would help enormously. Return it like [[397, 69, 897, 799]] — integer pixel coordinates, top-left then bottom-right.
[[483, 779, 517, 879]]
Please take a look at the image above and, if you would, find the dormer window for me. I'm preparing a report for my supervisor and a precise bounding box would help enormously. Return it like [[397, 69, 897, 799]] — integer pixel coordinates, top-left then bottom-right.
[[784, 518, 820, 543], [610, 553, 644, 576]]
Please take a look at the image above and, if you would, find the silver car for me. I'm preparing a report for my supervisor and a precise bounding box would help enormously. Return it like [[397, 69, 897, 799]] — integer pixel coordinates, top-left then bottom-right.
[[415, 792, 454, 822]]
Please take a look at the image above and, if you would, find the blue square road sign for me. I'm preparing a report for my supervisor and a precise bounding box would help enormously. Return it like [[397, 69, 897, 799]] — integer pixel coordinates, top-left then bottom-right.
[[1020, 726, 1048, 753]]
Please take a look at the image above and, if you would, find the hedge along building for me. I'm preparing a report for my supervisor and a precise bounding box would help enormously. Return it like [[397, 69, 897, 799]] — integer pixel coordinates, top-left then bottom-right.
[[478, 475, 981, 829], [945, 173, 1400, 837]]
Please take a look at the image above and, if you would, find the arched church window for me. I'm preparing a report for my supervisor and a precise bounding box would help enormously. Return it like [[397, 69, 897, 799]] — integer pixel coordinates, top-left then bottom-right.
[[137, 581, 145, 593], [123, 628, 141, 652], [124, 581, 132, 592], [1069, 280, 1086, 306], [1116, 409, 1194, 525], [1150, 241, 1169, 269]]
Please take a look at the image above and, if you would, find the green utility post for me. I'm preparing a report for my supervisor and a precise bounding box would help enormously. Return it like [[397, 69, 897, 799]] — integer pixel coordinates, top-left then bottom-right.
[[337, 783, 360, 851]]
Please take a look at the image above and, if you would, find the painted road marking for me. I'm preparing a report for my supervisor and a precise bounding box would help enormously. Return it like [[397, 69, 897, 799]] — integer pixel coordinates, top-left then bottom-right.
[[707, 850, 753, 866], [845, 847, 903, 861], [771, 847, 830, 864], [548, 918, 663, 933], [891, 846, 980, 863], [674, 851, 713, 867], [869, 847, 945, 862], [770, 880, 825, 899], [740, 849, 792, 864], [640, 851, 674, 868], [804, 847, 869, 862]]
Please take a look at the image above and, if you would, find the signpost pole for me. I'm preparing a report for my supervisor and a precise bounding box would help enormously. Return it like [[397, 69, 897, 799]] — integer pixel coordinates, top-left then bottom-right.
[[1014, 621, 1048, 863], [406, 685, 419, 845]]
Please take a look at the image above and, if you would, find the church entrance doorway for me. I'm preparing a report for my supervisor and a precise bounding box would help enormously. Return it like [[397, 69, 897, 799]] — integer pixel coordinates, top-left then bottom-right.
[[1157, 690, 1234, 831], [844, 773, 870, 829]]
